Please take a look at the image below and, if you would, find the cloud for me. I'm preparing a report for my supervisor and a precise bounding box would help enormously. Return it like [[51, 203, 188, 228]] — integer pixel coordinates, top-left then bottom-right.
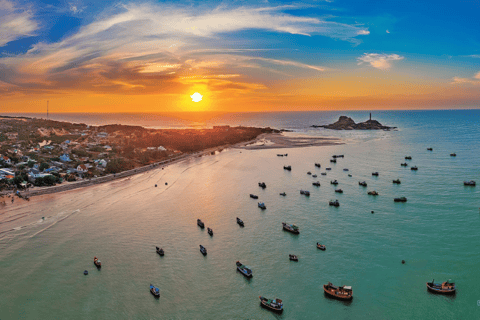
[[0, 0, 38, 47], [386, 30, 390, 33], [357, 53, 404, 70], [475, 71, 480, 79], [451, 72, 480, 85]]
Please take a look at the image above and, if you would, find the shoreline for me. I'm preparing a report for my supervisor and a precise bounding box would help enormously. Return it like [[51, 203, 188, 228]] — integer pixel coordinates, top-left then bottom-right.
[[9, 133, 342, 199]]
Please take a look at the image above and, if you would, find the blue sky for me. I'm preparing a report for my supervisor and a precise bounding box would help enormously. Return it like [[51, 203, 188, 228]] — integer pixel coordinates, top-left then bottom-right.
[[0, 0, 479, 112]]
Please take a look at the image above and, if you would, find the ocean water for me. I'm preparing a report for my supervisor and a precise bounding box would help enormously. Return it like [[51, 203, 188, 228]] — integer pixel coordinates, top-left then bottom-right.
[[0, 110, 479, 319]]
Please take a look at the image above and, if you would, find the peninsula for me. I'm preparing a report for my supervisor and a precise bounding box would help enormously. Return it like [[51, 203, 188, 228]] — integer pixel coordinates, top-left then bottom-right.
[[312, 115, 396, 130]]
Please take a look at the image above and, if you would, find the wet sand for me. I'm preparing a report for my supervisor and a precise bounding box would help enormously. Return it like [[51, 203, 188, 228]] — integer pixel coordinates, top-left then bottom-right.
[[238, 133, 342, 150]]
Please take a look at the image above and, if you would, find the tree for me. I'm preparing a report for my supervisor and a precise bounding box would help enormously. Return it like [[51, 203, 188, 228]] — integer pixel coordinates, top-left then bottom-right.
[[39, 162, 50, 171], [27, 160, 35, 168]]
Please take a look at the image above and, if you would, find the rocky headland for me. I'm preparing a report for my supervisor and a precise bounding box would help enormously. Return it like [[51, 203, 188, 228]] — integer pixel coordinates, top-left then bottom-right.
[[311, 116, 396, 130]]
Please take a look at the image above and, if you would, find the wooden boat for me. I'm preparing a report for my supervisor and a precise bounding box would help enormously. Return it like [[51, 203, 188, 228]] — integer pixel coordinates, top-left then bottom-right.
[[84, 270, 88, 275], [393, 179, 401, 184], [330, 180, 338, 185], [259, 296, 283, 313], [326, 167, 332, 171], [335, 189, 343, 193], [199, 245, 207, 255], [450, 153, 456, 157], [236, 261, 253, 277], [411, 166, 418, 171], [284, 154, 288, 156], [289, 254, 298, 261], [329, 200, 340, 207], [348, 174, 352, 177], [330, 159, 337, 163], [394, 197, 407, 202], [282, 222, 300, 234], [405, 156, 412, 160], [250, 194, 258, 199], [323, 282, 353, 300], [150, 284, 160, 297], [317, 243, 326, 250], [312, 181, 321, 187], [258, 182, 267, 189], [312, 174, 317, 178], [279, 192, 287, 196], [427, 148, 433, 151], [307, 171, 312, 175], [426, 279, 456, 294], [300, 190, 310, 196], [258, 202, 266, 209], [236, 217, 244, 227], [321, 172, 327, 176], [368, 191, 379, 196], [277, 154, 284, 157], [464, 180, 476, 186], [94, 257, 101, 268], [156, 247, 164, 256], [359, 181, 367, 187], [283, 165, 292, 171], [207, 228, 213, 236], [372, 172, 379, 176], [401, 163, 408, 167], [343, 168, 349, 171], [315, 163, 321, 168], [197, 219, 205, 228]]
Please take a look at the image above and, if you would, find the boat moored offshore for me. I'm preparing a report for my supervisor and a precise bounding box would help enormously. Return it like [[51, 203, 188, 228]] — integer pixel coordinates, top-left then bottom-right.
[[197, 219, 205, 228], [282, 222, 300, 234], [323, 282, 352, 300], [426, 279, 456, 294], [259, 296, 283, 313], [236, 261, 253, 278]]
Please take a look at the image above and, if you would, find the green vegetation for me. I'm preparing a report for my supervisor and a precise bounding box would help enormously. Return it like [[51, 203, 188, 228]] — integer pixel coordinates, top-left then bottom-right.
[[105, 158, 135, 174]]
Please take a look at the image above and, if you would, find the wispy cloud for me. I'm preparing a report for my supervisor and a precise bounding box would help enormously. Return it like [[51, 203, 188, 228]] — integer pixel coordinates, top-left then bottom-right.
[[0, 0, 38, 47], [357, 53, 404, 70], [452, 72, 480, 85], [0, 2, 361, 95]]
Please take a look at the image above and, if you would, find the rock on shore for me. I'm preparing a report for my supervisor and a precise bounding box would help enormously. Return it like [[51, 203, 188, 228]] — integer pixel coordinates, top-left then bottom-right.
[[311, 116, 396, 130]]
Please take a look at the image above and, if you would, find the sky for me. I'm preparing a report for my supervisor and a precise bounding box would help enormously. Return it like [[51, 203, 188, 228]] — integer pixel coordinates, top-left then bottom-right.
[[0, 0, 479, 113]]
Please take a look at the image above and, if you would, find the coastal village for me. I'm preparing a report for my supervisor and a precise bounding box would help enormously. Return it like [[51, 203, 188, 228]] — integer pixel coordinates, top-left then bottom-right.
[[0, 116, 267, 197]]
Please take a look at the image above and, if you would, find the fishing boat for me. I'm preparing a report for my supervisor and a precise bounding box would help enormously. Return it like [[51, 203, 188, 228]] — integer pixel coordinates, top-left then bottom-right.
[[282, 222, 300, 234], [427, 148, 433, 151], [321, 172, 327, 176], [283, 165, 292, 171], [323, 282, 353, 300], [359, 181, 367, 187], [335, 189, 343, 193], [258, 182, 267, 189], [330, 180, 338, 185], [289, 254, 298, 261], [84, 270, 88, 275], [236, 261, 253, 278], [450, 153, 456, 157], [348, 174, 352, 177], [372, 172, 379, 176], [236, 217, 244, 227], [312, 174, 317, 178], [368, 191, 379, 196], [307, 171, 312, 175], [150, 284, 160, 298], [317, 243, 326, 250], [277, 154, 284, 157], [330, 159, 337, 163], [393, 179, 401, 184], [279, 192, 287, 196], [258, 202, 266, 209], [199, 245, 207, 255], [326, 167, 332, 171], [426, 279, 456, 294], [250, 194, 259, 199], [284, 154, 288, 156], [94, 257, 101, 268], [300, 190, 310, 196], [207, 227, 213, 236], [411, 166, 418, 171], [312, 181, 321, 187], [315, 163, 321, 168], [464, 180, 476, 186], [405, 156, 412, 160], [394, 197, 407, 202], [329, 200, 340, 207], [401, 163, 408, 167], [259, 296, 283, 313], [197, 219, 205, 228], [343, 168, 349, 171], [336, 155, 345, 158], [156, 247, 164, 256]]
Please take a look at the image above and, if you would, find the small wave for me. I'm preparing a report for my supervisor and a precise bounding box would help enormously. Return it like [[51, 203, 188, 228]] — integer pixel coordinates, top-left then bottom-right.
[[29, 209, 80, 238]]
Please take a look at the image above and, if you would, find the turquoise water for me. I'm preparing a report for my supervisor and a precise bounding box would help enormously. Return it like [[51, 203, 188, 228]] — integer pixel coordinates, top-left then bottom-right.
[[1, 110, 479, 319]]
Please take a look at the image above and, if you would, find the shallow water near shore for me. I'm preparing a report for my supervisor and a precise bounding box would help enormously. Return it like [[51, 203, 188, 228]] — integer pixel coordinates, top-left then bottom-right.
[[1, 110, 479, 319]]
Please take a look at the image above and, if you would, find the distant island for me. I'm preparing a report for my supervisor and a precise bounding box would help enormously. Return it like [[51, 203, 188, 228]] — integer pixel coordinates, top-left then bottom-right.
[[311, 114, 396, 130]]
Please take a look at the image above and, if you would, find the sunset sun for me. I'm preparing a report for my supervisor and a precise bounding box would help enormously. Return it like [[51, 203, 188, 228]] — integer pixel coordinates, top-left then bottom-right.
[[190, 92, 203, 102]]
